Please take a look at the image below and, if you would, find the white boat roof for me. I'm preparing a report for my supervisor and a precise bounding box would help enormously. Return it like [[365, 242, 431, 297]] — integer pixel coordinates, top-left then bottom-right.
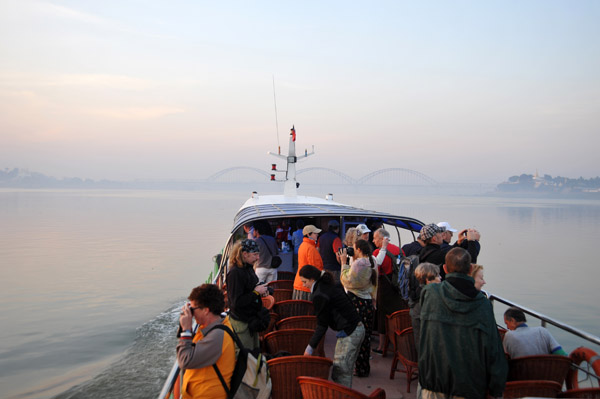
[[232, 194, 424, 234]]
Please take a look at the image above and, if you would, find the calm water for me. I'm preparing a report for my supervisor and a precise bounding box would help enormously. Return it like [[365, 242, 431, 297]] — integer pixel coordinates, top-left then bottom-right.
[[1, 187, 599, 398]]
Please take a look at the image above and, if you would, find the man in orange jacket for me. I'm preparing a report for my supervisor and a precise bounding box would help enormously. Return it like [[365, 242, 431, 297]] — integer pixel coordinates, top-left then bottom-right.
[[292, 224, 323, 300]]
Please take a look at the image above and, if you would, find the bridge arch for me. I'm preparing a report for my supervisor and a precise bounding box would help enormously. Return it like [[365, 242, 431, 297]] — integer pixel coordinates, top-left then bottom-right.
[[297, 167, 356, 185], [207, 166, 270, 182], [357, 168, 438, 186]]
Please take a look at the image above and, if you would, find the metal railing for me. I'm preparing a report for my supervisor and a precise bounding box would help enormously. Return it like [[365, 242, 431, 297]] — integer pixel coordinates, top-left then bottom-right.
[[488, 293, 600, 347]]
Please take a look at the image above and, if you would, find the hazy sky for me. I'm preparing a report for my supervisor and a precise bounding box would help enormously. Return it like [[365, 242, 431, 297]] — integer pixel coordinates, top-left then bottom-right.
[[1, 1, 598, 184]]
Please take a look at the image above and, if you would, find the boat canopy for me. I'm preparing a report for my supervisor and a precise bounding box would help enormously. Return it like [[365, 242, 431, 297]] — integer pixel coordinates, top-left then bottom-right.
[[232, 194, 424, 234]]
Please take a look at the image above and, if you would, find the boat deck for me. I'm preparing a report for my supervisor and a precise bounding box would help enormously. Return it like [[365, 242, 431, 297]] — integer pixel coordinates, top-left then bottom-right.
[[322, 328, 417, 399]]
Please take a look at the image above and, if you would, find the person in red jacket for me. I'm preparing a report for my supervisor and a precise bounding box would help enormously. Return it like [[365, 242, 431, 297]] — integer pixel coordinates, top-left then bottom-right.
[[372, 227, 408, 354]]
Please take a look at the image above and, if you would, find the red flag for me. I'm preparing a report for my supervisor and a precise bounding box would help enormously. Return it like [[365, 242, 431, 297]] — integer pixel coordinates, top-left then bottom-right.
[[291, 125, 296, 142]]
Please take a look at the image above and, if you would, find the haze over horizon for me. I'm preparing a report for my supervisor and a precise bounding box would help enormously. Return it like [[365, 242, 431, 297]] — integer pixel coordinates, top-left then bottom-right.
[[1, 1, 599, 184]]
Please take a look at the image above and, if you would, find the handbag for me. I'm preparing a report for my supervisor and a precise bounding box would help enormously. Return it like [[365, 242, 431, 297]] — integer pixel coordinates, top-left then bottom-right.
[[259, 237, 282, 269]]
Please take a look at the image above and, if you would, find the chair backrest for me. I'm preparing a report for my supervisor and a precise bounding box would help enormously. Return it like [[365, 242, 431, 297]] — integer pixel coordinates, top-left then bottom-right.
[[277, 315, 317, 331], [267, 355, 332, 399], [259, 312, 280, 352], [497, 326, 508, 341], [272, 289, 293, 303], [264, 329, 324, 357], [559, 388, 600, 398], [273, 299, 314, 320], [386, 309, 411, 347], [268, 280, 294, 290], [297, 376, 386, 399], [276, 271, 295, 281], [394, 327, 418, 365], [503, 380, 563, 398], [508, 355, 572, 385]]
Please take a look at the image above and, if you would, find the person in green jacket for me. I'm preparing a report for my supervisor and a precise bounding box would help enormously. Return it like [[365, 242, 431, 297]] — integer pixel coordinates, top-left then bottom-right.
[[418, 247, 507, 399]]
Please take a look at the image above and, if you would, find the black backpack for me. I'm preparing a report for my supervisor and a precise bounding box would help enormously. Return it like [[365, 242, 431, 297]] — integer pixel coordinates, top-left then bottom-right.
[[205, 323, 272, 399]]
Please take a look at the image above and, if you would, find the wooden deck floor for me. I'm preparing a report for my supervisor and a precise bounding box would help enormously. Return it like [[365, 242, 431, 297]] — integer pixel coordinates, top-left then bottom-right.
[[322, 328, 418, 399]]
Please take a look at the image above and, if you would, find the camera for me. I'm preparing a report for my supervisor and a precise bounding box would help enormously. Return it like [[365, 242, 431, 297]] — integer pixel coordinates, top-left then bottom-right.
[[176, 303, 191, 338], [346, 247, 355, 257]]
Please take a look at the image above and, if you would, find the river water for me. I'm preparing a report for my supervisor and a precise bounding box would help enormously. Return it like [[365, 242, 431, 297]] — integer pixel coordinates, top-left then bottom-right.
[[1, 186, 599, 398]]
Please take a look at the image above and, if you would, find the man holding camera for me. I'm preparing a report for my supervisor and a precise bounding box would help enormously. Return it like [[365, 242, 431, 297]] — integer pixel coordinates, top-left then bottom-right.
[[437, 221, 482, 263], [177, 284, 235, 399]]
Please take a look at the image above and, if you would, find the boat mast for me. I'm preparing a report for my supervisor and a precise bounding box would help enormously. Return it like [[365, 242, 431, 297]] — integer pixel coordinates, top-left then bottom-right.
[[268, 126, 314, 197]]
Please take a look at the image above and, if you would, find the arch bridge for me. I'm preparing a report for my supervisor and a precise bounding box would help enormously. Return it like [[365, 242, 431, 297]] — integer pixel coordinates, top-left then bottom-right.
[[357, 168, 438, 186], [206, 167, 271, 182], [206, 166, 437, 186]]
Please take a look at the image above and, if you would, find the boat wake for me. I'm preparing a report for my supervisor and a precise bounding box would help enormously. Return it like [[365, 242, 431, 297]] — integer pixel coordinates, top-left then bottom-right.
[[52, 301, 183, 399]]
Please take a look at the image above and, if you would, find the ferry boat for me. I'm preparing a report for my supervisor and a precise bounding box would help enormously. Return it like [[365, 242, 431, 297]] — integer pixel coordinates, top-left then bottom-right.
[[158, 128, 600, 399]]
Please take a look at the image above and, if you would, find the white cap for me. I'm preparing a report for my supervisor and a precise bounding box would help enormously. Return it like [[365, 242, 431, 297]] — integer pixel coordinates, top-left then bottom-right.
[[437, 221, 457, 232], [356, 224, 371, 234]]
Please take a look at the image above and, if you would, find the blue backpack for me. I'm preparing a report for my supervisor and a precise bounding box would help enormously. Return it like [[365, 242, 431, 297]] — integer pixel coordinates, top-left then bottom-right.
[[385, 252, 419, 301]]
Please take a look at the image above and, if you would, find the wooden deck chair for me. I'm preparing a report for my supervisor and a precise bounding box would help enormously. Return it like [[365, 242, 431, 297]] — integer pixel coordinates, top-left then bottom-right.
[[276, 315, 317, 331], [268, 280, 294, 290], [264, 328, 324, 357], [276, 271, 295, 281], [267, 355, 332, 399], [508, 354, 572, 385], [272, 289, 293, 303], [273, 299, 314, 320], [390, 327, 418, 393], [383, 309, 411, 356], [503, 380, 563, 398], [298, 376, 386, 399]]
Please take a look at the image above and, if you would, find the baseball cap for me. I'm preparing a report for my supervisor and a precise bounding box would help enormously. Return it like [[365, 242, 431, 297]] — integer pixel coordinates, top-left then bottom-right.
[[303, 225, 322, 235], [437, 222, 457, 233], [420, 224, 444, 240], [356, 224, 371, 235], [241, 239, 260, 253]]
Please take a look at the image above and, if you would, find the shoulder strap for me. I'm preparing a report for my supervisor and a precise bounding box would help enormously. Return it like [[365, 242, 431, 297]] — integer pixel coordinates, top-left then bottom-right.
[[208, 323, 245, 349], [207, 323, 245, 399], [259, 236, 278, 256], [213, 364, 232, 399], [384, 250, 398, 264]]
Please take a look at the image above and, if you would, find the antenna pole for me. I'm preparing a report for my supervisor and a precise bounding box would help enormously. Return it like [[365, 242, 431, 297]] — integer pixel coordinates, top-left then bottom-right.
[[272, 75, 280, 153]]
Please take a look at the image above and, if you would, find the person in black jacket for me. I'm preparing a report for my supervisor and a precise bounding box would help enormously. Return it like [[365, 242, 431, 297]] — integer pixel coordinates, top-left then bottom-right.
[[419, 223, 447, 277], [437, 221, 482, 263], [299, 265, 365, 388], [226, 239, 269, 350]]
